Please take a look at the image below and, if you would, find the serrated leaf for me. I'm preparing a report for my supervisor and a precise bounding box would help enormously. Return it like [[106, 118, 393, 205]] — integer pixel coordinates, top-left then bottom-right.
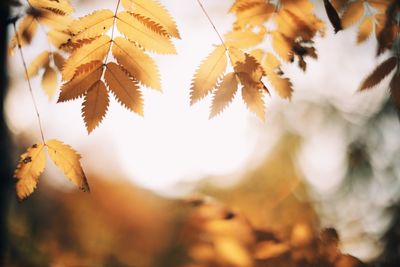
[[27, 51, 50, 78], [210, 72, 238, 118], [112, 37, 160, 90], [46, 139, 89, 192], [14, 143, 46, 201], [58, 60, 103, 102], [69, 9, 114, 42], [41, 66, 57, 98], [341, 0, 364, 29], [242, 84, 265, 121], [82, 80, 109, 133], [357, 16, 373, 44], [359, 57, 397, 91], [37, 11, 73, 31], [48, 30, 71, 49], [232, 50, 267, 92], [264, 53, 293, 99], [121, 0, 180, 38], [234, 1, 274, 28], [62, 35, 110, 81], [116, 11, 176, 54], [104, 62, 143, 116], [190, 45, 227, 105], [29, 0, 74, 15]]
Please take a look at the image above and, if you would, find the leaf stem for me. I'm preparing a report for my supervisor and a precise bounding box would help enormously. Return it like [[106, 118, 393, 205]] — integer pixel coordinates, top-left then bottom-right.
[[103, 0, 121, 65], [13, 22, 46, 144], [196, 0, 228, 51]]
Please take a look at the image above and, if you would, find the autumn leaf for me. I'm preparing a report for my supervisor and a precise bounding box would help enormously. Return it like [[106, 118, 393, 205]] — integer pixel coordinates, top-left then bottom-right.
[[341, 0, 364, 29], [210, 72, 239, 118], [357, 16, 373, 44], [9, 15, 38, 53], [359, 57, 398, 91], [46, 139, 90, 192], [121, 0, 180, 38], [41, 66, 58, 98], [242, 83, 265, 121], [190, 45, 227, 105], [14, 143, 46, 201], [264, 53, 293, 99], [27, 51, 50, 78], [81, 80, 110, 133], [58, 60, 104, 102], [104, 62, 144, 116]]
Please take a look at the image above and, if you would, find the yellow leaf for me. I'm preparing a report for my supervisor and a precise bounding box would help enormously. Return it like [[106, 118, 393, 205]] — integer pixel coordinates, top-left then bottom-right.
[[242, 83, 265, 121], [9, 15, 38, 52], [232, 50, 267, 91], [104, 62, 144, 116], [357, 16, 373, 44], [62, 35, 110, 81], [264, 53, 293, 99], [341, 0, 365, 29], [37, 11, 73, 31], [27, 51, 50, 78], [41, 66, 58, 99], [112, 37, 160, 90], [47, 30, 71, 49], [14, 143, 46, 201], [81, 80, 110, 133], [234, 1, 275, 28], [116, 11, 176, 54], [46, 139, 89, 192], [121, 0, 180, 38], [210, 72, 238, 118], [58, 60, 103, 102], [271, 32, 293, 62], [53, 52, 65, 72], [190, 45, 227, 105], [69, 9, 114, 42], [224, 27, 266, 49], [29, 0, 74, 15]]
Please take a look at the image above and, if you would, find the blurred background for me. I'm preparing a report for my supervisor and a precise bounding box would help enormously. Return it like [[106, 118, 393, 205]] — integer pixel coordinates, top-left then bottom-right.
[[2, 0, 400, 266]]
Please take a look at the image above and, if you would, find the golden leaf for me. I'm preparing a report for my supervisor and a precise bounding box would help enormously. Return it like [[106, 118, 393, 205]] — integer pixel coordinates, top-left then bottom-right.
[[81, 80, 110, 133], [53, 52, 65, 72], [264, 53, 293, 99], [224, 27, 266, 49], [29, 0, 74, 15], [359, 56, 398, 91], [62, 35, 110, 81], [233, 51, 267, 91], [104, 62, 144, 116], [37, 11, 73, 31], [112, 37, 161, 90], [210, 72, 239, 118], [68, 9, 114, 42], [357, 16, 373, 44], [242, 83, 265, 121], [121, 0, 180, 38], [48, 30, 71, 49], [190, 45, 227, 105], [46, 139, 89, 192], [271, 32, 293, 62], [9, 15, 38, 52], [41, 66, 58, 98], [58, 60, 103, 102], [14, 143, 46, 201], [27, 51, 50, 78], [341, 0, 365, 29], [234, 1, 275, 28], [229, 0, 266, 13], [116, 11, 176, 54]]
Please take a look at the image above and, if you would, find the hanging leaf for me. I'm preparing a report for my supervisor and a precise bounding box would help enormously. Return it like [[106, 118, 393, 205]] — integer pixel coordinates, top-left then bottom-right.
[[242, 84, 265, 121], [210, 72, 239, 118], [41, 66, 58, 98], [323, 0, 342, 33], [121, 0, 180, 38], [190, 45, 227, 104], [104, 62, 144, 116], [46, 139, 89, 192], [58, 60, 104, 102], [264, 53, 293, 99], [81, 80, 110, 133], [27, 51, 50, 78], [14, 143, 46, 201], [359, 57, 398, 91], [112, 37, 161, 90]]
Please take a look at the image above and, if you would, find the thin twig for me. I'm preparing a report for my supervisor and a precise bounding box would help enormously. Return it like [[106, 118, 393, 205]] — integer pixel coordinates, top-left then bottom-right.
[[196, 0, 228, 51], [13, 22, 46, 143]]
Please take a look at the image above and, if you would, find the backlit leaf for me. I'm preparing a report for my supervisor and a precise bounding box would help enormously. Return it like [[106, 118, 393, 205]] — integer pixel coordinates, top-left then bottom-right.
[[242, 83, 265, 121], [210, 72, 239, 118], [190, 45, 227, 105], [82, 80, 110, 133], [14, 143, 46, 201], [341, 0, 364, 29], [41, 66, 58, 98], [46, 139, 89, 192], [104, 62, 144, 116], [27, 51, 50, 78], [112, 37, 161, 90]]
